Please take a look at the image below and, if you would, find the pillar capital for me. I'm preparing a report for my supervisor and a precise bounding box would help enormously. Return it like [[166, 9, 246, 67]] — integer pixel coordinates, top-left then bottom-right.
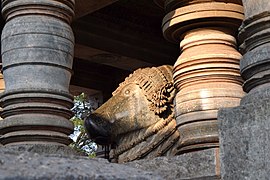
[[2, 0, 75, 23], [161, 2, 243, 43], [155, 0, 242, 12]]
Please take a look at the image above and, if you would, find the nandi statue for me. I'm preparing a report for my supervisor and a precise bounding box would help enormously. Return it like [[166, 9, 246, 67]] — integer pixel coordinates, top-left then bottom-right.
[[85, 65, 181, 163]]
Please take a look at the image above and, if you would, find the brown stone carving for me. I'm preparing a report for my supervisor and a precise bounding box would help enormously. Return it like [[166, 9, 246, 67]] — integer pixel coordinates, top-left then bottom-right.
[[85, 65, 181, 163], [157, 0, 245, 152], [0, 0, 75, 146], [0, 64, 5, 121]]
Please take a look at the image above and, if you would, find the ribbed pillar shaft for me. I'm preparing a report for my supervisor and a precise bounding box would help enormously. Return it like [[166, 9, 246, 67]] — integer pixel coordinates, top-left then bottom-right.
[[0, 0, 75, 146], [155, 0, 245, 153], [239, 0, 270, 98]]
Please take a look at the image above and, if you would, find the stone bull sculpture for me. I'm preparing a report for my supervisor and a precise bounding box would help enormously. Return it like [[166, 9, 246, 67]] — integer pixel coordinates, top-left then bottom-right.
[[85, 65, 181, 163]]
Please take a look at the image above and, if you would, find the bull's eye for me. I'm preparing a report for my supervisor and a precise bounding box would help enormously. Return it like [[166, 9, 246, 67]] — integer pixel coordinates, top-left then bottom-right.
[[125, 90, 130, 95]]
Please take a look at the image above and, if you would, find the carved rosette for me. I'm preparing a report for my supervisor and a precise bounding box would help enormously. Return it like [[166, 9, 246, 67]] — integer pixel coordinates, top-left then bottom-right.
[[0, 0, 75, 145], [156, 0, 245, 153], [238, 0, 270, 104]]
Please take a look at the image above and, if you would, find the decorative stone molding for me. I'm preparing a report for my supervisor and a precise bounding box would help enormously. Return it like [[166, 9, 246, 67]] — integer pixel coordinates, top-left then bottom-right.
[[239, 2, 270, 95], [156, 0, 245, 153], [0, 0, 75, 146]]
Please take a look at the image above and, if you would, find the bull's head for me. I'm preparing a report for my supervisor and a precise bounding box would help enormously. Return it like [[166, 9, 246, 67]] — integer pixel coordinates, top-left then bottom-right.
[[85, 65, 175, 146]]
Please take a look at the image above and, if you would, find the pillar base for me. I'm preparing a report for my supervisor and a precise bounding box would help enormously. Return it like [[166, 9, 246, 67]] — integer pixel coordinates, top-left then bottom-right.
[[219, 87, 270, 179]]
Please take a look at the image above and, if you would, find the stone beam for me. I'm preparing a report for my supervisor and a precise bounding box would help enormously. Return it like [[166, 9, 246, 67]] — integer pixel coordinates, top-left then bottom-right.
[[74, 44, 153, 71], [71, 58, 130, 100], [75, 0, 118, 19]]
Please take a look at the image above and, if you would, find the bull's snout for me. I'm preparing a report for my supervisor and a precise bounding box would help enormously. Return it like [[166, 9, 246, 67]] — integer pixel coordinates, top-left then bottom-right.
[[84, 114, 112, 145]]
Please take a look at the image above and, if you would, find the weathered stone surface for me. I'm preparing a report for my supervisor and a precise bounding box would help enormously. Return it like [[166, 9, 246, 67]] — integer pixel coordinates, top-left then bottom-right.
[[0, 147, 221, 180], [219, 92, 270, 179], [242, 0, 270, 18], [0, 144, 85, 156], [127, 148, 220, 180], [0, 147, 161, 180]]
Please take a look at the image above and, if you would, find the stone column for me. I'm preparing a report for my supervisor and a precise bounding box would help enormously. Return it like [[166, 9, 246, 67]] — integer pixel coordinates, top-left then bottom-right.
[[155, 0, 245, 153], [0, 0, 75, 146], [219, 0, 270, 179]]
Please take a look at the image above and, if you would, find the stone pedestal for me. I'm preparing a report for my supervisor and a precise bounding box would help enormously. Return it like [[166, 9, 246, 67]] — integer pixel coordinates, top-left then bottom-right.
[[156, 0, 245, 153], [219, 0, 270, 179], [0, 0, 75, 146]]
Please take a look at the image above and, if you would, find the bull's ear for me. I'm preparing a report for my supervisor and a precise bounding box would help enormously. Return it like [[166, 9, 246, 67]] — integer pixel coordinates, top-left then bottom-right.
[[149, 82, 175, 115]]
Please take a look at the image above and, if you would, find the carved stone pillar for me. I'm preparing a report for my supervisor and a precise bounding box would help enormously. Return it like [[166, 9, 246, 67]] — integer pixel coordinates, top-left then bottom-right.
[[0, 0, 75, 146], [155, 0, 245, 153], [219, 0, 270, 178]]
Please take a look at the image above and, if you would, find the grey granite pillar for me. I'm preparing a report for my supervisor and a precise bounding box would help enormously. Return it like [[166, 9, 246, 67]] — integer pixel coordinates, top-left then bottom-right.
[[0, 0, 75, 146], [219, 0, 270, 179]]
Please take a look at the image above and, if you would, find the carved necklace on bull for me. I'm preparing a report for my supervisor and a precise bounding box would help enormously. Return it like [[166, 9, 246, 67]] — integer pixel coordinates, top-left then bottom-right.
[[85, 65, 181, 163]]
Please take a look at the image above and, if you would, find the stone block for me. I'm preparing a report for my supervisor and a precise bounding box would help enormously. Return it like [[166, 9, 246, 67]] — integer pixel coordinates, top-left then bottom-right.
[[0, 146, 220, 179], [219, 90, 270, 179], [127, 148, 220, 180], [0, 147, 161, 180]]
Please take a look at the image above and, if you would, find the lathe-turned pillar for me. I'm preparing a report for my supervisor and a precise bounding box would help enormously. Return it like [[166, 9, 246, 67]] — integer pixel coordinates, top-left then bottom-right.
[[155, 0, 245, 153], [219, 0, 270, 178], [0, 0, 75, 146]]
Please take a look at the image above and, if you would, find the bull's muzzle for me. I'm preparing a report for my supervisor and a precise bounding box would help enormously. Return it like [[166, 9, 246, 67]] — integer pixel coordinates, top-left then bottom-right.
[[84, 114, 112, 145]]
